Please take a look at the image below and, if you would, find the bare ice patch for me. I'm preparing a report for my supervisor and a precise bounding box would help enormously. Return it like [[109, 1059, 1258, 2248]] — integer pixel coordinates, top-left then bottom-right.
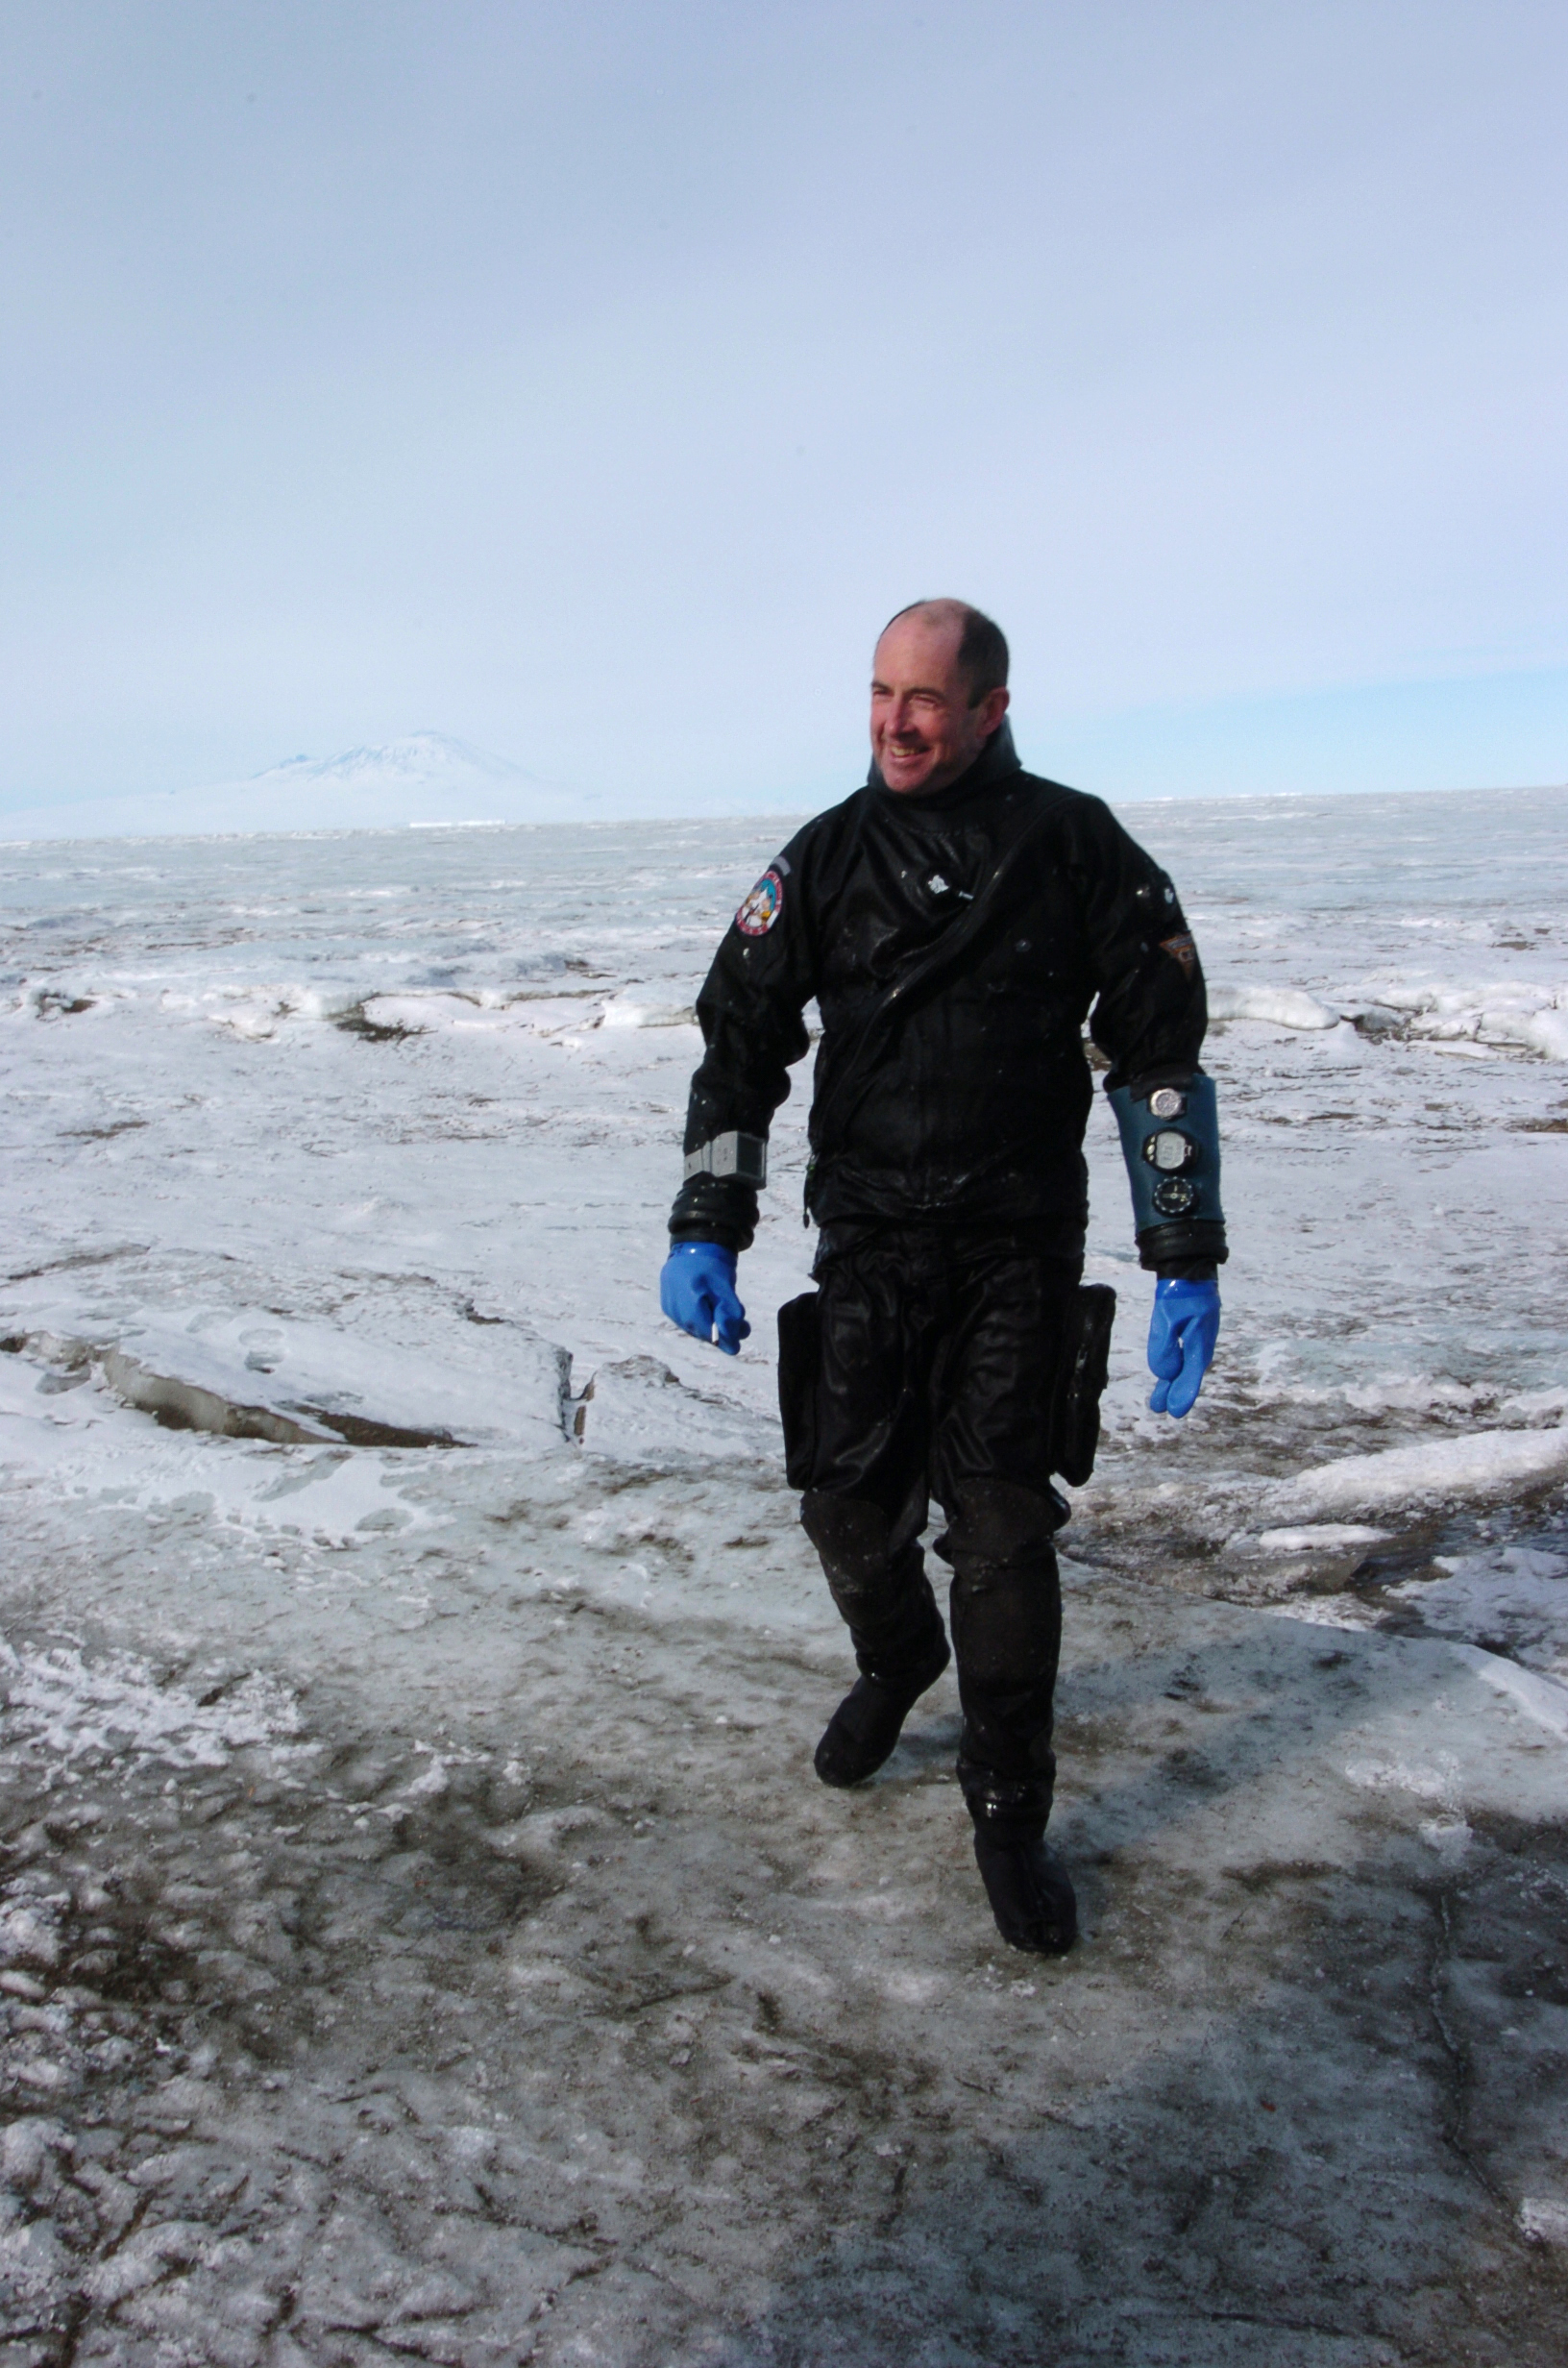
[[1385, 1542, 1568, 1680]]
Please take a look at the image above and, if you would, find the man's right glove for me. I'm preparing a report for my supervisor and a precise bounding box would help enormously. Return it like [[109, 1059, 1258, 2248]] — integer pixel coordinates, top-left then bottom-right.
[[659, 1241, 750, 1355], [1147, 1276, 1220, 1418]]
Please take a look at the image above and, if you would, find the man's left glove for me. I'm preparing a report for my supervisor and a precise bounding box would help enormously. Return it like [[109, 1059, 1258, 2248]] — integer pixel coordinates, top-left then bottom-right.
[[659, 1241, 750, 1355], [1147, 1276, 1220, 1418]]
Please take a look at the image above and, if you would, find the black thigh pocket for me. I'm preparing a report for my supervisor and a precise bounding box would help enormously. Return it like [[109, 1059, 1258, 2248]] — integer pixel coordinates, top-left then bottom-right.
[[1049, 1283, 1117, 1487], [776, 1290, 822, 1490]]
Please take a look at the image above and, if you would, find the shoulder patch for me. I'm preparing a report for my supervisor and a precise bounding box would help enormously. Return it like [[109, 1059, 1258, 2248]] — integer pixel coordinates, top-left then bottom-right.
[[735, 867, 786, 937], [1160, 931, 1198, 978]]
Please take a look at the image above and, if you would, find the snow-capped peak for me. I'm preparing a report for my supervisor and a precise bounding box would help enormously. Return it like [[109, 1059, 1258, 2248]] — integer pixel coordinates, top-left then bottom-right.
[[0, 733, 580, 842]]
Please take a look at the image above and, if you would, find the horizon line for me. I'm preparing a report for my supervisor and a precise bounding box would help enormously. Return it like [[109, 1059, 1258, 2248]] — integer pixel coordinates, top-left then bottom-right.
[[1, 775, 1562, 852]]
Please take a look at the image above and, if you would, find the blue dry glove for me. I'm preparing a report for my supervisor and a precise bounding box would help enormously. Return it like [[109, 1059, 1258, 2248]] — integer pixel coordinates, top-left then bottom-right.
[[659, 1241, 750, 1356], [1146, 1276, 1220, 1418]]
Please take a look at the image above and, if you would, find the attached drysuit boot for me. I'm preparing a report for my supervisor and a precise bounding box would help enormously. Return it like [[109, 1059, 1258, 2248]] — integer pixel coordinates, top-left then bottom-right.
[[968, 1813, 1079, 1957], [801, 1492, 950, 1788], [941, 1481, 1077, 1954]]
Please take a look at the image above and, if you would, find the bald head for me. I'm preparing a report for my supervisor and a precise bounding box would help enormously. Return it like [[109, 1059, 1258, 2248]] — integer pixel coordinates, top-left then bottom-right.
[[870, 599, 1011, 797], [881, 600, 1010, 705]]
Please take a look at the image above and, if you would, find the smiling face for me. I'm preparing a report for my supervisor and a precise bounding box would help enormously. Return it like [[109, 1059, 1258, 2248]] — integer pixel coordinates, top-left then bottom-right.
[[870, 604, 1011, 797]]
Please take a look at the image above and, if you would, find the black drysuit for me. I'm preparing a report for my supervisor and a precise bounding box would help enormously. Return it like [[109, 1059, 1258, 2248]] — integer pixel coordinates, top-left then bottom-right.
[[670, 723, 1225, 1829]]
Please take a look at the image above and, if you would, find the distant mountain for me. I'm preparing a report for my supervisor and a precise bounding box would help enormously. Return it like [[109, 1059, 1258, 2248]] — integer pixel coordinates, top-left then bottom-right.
[[0, 733, 595, 842]]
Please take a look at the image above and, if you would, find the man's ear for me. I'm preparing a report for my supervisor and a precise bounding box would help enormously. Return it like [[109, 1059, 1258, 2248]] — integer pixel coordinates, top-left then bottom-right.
[[974, 684, 1011, 736]]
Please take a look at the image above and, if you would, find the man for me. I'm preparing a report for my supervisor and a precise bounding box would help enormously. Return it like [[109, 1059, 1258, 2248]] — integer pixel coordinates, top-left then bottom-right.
[[659, 600, 1225, 1956]]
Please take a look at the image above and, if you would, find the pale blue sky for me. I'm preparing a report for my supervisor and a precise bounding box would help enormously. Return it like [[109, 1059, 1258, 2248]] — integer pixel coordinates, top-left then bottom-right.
[[2, 0, 1563, 815]]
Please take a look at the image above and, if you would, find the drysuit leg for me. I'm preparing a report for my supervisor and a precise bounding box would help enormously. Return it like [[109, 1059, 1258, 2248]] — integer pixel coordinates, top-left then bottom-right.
[[923, 1244, 1078, 1833], [792, 1236, 948, 1682], [798, 1490, 946, 1685], [936, 1479, 1064, 1832]]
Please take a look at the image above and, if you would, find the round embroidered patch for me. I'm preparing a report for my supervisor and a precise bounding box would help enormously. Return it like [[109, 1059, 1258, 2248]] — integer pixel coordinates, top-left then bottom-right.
[[735, 868, 785, 937]]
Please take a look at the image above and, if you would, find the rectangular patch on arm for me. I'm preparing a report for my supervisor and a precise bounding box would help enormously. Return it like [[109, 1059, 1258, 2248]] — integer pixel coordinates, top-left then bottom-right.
[[1160, 932, 1198, 977]]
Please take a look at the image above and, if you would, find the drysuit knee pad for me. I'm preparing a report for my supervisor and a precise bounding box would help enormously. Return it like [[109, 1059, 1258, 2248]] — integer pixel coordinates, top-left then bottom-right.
[[799, 1492, 894, 1578], [938, 1479, 1066, 1568], [798, 1495, 920, 1623], [800, 1491, 937, 1644]]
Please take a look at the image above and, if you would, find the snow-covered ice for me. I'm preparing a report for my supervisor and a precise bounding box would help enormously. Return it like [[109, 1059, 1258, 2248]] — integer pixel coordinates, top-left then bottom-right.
[[1, 781, 1566, 2362]]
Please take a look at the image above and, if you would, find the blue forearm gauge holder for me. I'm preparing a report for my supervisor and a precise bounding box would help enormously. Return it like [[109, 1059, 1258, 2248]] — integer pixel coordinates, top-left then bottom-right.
[[1107, 1071, 1225, 1246]]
